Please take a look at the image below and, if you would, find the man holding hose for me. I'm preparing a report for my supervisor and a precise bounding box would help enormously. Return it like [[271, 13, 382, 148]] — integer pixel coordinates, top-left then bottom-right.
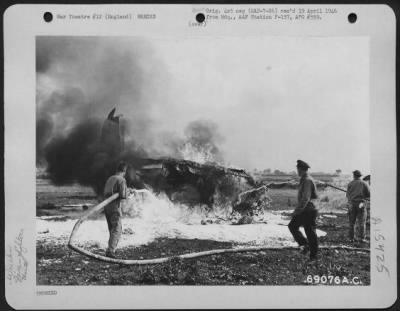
[[103, 161, 129, 258]]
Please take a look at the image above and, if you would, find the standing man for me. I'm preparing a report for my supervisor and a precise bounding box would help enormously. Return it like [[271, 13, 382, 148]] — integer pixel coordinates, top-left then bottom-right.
[[288, 160, 319, 262], [347, 170, 370, 243], [103, 161, 128, 258], [362, 175, 371, 225]]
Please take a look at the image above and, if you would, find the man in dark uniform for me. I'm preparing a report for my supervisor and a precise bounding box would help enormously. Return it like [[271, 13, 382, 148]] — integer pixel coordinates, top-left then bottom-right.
[[288, 160, 319, 261], [347, 170, 370, 243], [103, 161, 128, 258], [361, 174, 371, 229]]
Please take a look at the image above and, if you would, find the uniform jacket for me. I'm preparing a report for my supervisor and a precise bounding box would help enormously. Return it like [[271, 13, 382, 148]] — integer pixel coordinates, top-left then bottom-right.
[[295, 173, 318, 214], [346, 179, 370, 204]]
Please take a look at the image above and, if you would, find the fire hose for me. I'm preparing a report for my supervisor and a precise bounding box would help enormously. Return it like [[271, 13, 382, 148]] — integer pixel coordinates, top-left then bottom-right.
[[68, 192, 369, 265], [319, 182, 370, 205], [323, 183, 346, 192]]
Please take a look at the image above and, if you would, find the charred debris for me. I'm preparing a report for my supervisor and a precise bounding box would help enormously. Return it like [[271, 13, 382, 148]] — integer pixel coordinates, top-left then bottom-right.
[[96, 108, 262, 212]]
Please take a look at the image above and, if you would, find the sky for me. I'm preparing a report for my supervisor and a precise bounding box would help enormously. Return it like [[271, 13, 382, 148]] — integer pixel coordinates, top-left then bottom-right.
[[149, 36, 370, 173], [37, 36, 370, 174]]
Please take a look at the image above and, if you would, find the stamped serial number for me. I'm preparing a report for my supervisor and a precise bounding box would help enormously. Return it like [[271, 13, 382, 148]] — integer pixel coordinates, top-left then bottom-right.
[[305, 275, 363, 285], [37, 290, 57, 296]]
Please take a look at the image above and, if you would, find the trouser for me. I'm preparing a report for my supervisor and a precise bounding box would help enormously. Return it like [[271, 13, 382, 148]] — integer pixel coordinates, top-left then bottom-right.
[[288, 209, 318, 258], [348, 202, 367, 240], [104, 203, 122, 253]]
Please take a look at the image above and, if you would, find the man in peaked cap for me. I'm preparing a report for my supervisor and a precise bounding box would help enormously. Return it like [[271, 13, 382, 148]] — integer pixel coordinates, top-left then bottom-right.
[[346, 170, 370, 243], [288, 160, 319, 262]]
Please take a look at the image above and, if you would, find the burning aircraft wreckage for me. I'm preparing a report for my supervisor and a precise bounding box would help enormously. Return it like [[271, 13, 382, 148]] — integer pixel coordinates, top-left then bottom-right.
[[59, 109, 331, 264], [94, 108, 278, 219]]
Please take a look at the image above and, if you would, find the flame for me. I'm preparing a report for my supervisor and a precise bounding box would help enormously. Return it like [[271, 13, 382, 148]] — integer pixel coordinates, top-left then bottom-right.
[[123, 190, 207, 225], [178, 142, 217, 164]]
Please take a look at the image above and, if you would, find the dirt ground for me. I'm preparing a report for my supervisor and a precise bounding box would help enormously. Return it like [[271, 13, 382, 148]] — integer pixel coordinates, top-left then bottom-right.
[[36, 180, 370, 286]]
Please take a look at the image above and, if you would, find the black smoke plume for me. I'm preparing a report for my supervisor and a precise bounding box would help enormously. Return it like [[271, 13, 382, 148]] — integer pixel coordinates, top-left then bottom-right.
[[36, 117, 54, 164], [36, 37, 167, 192], [45, 119, 102, 185], [36, 37, 227, 195]]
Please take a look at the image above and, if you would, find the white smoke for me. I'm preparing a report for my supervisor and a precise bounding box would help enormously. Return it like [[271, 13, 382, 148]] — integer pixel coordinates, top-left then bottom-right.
[[37, 189, 326, 249], [122, 190, 206, 225]]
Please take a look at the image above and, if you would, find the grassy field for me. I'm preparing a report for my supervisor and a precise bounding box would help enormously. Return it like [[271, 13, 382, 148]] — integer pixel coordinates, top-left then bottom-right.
[[36, 179, 98, 217], [36, 179, 369, 286], [37, 237, 369, 286], [267, 187, 348, 213]]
